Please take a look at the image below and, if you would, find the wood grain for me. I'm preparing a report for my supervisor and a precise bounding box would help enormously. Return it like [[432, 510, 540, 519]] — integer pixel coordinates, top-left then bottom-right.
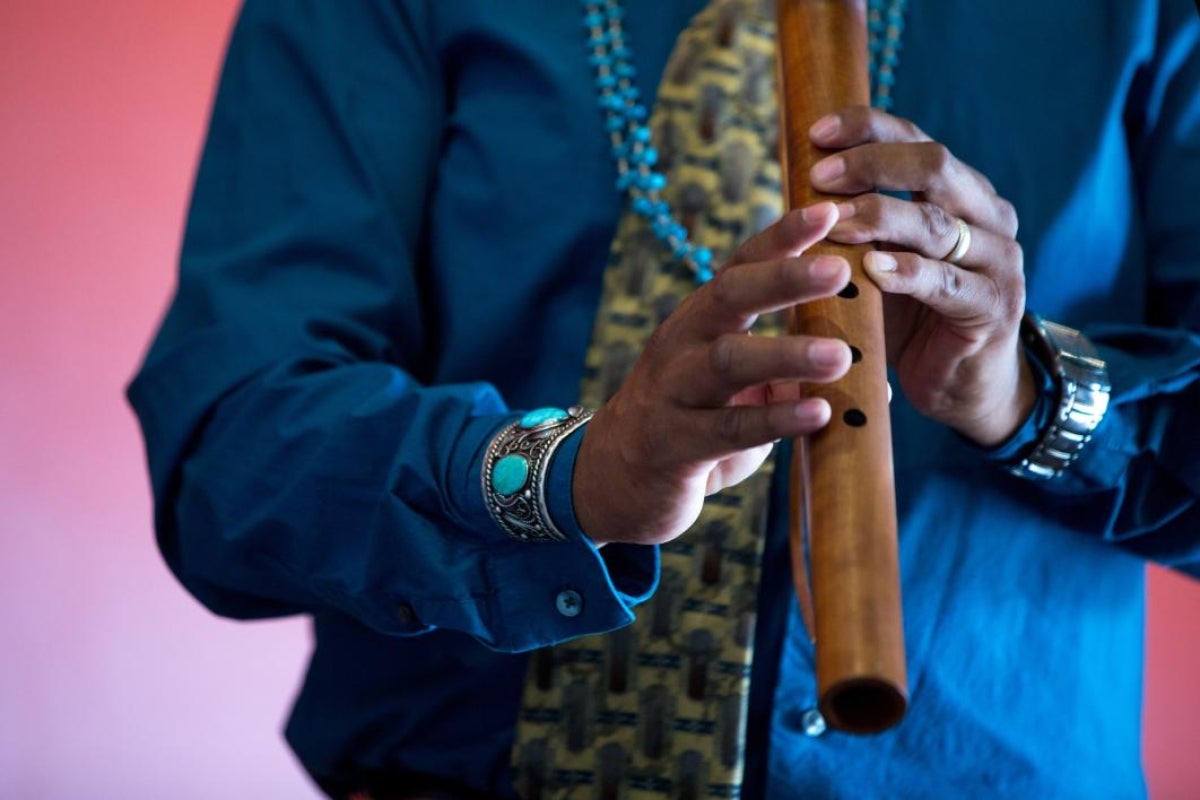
[[777, 0, 907, 733]]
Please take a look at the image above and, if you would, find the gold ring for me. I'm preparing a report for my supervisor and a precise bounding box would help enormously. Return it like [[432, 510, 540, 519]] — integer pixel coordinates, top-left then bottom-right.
[[944, 218, 972, 264]]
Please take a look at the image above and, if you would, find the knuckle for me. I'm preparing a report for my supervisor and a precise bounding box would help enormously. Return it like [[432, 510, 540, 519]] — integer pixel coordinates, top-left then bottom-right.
[[999, 273, 1027, 323], [996, 197, 1020, 237], [856, 193, 885, 226], [917, 201, 954, 243], [999, 239, 1024, 270], [708, 335, 736, 377], [1003, 290, 1026, 324], [990, 280, 1023, 326], [666, 288, 705, 326], [903, 117, 928, 142], [707, 267, 737, 308], [924, 142, 954, 176], [938, 262, 963, 300], [715, 408, 745, 444]]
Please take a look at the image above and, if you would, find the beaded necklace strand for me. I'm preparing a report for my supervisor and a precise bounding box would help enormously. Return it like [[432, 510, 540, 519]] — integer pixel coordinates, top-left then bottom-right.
[[583, 0, 908, 284]]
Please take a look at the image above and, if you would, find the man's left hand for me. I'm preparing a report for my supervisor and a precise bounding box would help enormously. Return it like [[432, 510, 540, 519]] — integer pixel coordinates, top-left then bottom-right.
[[809, 105, 1036, 447]]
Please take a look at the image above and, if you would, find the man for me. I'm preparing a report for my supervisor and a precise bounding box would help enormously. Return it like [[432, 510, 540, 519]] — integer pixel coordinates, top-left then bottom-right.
[[129, 1, 1200, 797]]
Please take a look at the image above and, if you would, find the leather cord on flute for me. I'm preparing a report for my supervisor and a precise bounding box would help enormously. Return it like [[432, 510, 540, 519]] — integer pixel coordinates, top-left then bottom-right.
[[776, 0, 907, 734]]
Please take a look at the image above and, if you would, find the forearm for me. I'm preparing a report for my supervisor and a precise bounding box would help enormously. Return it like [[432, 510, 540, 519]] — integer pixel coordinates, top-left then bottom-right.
[[137, 351, 657, 649]]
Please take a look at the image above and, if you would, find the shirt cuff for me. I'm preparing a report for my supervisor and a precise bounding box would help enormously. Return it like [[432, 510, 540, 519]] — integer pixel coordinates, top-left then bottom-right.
[[449, 412, 659, 653], [546, 424, 659, 608]]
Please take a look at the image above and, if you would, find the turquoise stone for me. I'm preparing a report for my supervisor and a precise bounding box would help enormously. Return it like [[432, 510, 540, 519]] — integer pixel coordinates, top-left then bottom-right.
[[520, 407, 568, 428], [492, 455, 530, 496]]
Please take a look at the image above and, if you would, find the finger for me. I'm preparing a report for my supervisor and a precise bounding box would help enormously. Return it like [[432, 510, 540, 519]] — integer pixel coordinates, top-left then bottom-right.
[[690, 399, 833, 461], [829, 194, 1023, 273], [863, 250, 1023, 327], [809, 106, 1015, 230], [810, 142, 1018, 238], [809, 105, 932, 148], [677, 333, 851, 407], [808, 106, 999, 199], [724, 202, 839, 268], [699, 253, 850, 336], [679, 252, 850, 341]]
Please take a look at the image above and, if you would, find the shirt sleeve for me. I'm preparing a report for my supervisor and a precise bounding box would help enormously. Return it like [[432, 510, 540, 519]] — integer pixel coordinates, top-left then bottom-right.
[[1000, 3, 1200, 577], [127, 0, 655, 652]]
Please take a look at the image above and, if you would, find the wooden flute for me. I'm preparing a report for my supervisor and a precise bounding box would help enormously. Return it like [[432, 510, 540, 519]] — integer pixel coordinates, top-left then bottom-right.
[[776, 0, 907, 733]]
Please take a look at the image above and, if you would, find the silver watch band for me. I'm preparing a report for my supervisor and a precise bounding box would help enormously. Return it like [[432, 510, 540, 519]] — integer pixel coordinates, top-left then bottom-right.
[[1007, 313, 1111, 481]]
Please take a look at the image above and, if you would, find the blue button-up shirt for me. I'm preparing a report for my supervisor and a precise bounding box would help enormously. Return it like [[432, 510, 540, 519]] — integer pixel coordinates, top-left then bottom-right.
[[129, 1, 1200, 797]]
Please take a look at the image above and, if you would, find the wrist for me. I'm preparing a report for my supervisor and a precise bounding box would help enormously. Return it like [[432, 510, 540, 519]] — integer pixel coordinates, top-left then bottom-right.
[[572, 409, 620, 547], [973, 347, 1057, 464], [571, 405, 691, 548], [955, 341, 1039, 448]]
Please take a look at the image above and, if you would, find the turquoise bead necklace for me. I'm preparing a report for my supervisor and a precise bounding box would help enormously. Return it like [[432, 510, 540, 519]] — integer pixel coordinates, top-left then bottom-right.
[[583, 0, 908, 284]]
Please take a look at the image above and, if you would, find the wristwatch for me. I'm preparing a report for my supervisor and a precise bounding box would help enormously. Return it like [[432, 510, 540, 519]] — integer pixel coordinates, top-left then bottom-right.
[[1007, 313, 1111, 481]]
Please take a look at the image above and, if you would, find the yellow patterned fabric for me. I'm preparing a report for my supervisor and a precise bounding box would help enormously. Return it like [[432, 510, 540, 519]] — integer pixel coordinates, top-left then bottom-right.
[[513, 2, 786, 797]]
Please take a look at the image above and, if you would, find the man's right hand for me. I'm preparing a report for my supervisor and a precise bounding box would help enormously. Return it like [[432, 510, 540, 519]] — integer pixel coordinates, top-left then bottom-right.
[[573, 202, 852, 547]]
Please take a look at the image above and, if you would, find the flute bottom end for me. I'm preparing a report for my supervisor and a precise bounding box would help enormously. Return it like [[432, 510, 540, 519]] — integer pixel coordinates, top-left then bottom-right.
[[821, 679, 908, 734]]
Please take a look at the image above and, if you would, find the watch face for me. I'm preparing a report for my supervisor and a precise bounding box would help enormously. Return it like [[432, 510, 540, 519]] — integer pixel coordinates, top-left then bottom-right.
[[1040, 320, 1110, 387]]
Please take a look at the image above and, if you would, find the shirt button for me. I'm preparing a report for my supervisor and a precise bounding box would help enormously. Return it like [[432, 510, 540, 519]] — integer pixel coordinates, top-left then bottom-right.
[[801, 708, 827, 738], [556, 589, 583, 617]]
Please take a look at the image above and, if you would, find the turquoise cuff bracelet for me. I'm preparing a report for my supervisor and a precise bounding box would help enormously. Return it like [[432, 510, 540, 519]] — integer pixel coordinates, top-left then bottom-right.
[[482, 406, 595, 543]]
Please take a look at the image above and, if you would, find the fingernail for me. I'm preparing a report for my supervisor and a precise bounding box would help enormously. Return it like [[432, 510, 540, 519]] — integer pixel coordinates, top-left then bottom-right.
[[865, 251, 897, 272], [836, 201, 856, 220], [810, 340, 846, 366], [794, 399, 831, 425], [811, 157, 845, 185], [809, 114, 841, 142], [800, 201, 836, 224], [810, 255, 847, 281]]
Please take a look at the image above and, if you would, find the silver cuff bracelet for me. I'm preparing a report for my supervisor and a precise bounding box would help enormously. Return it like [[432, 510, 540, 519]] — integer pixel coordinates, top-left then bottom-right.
[[482, 405, 595, 542]]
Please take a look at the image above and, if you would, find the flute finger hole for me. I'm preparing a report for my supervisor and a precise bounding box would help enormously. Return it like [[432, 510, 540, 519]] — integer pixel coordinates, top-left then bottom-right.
[[838, 281, 860, 299], [843, 409, 867, 427], [849, 346, 863, 363]]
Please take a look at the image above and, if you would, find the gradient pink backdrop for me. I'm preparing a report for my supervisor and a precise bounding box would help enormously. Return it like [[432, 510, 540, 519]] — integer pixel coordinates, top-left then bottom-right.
[[1, 2, 1198, 798]]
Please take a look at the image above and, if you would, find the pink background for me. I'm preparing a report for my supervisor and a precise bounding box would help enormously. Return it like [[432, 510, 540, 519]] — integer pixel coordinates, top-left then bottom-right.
[[1, 2, 1198, 797]]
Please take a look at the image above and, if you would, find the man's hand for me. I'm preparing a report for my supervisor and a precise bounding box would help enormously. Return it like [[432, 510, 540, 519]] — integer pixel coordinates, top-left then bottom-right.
[[574, 203, 851, 547], [809, 106, 1036, 448]]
